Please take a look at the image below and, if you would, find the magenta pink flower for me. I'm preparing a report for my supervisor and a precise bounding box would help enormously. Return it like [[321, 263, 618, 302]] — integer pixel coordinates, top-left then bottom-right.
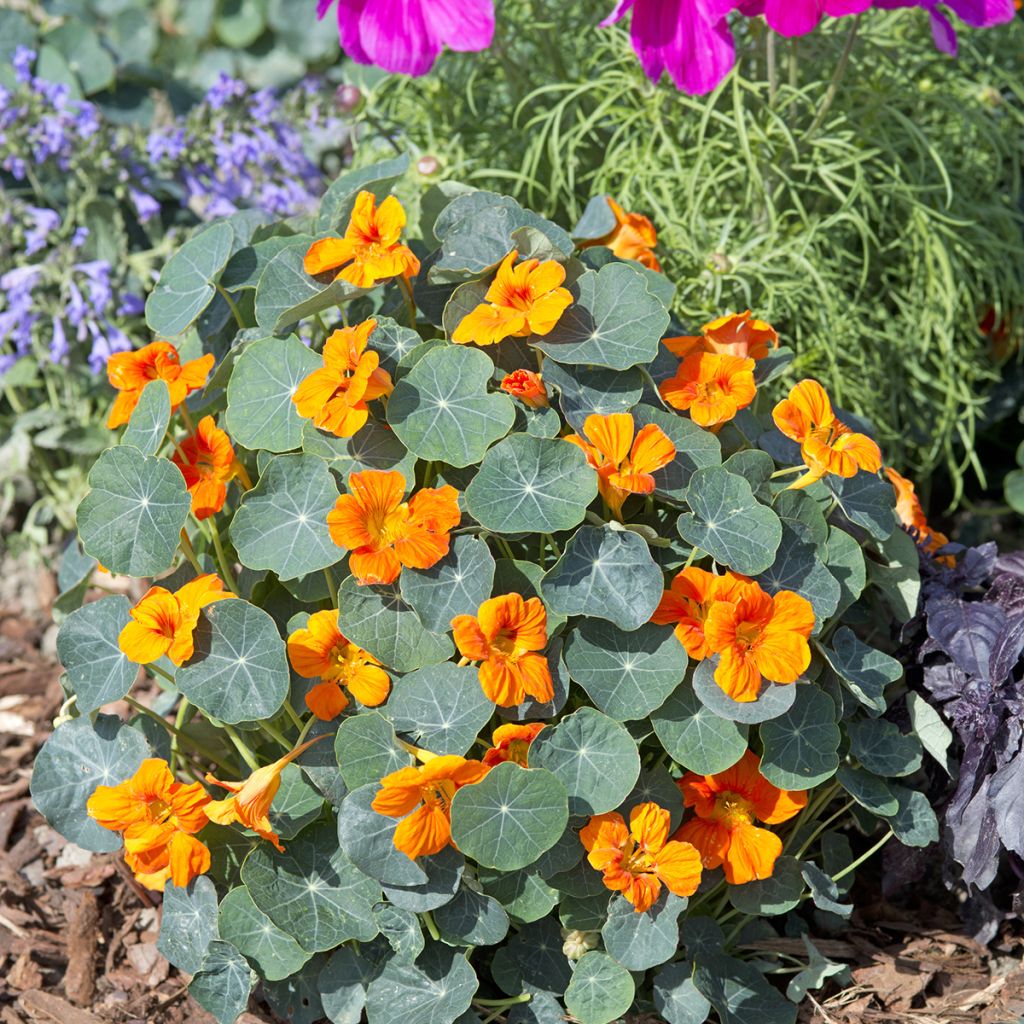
[[872, 0, 1015, 54], [317, 0, 494, 76], [737, 0, 872, 36]]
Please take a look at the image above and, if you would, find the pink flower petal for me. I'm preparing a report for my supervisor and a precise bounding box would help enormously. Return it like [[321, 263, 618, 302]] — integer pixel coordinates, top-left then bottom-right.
[[423, 0, 495, 50], [359, 0, 440, 75]]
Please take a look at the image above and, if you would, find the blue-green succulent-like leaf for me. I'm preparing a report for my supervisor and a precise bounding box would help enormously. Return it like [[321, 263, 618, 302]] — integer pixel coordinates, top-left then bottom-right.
[[400, 535, 496, 635], [56, 596, 135, 714]]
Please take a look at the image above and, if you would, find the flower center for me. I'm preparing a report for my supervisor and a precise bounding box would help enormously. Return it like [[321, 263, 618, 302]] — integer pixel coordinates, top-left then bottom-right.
[[491, 628, 519, 658], [712, 791, 754, 829], [625, 843, 656, 875], [369, 504, 410, 547], [147, 797, 174, 825], [694, 379, 724, 403], [422, 779, 456, 812], [506, 739, 531, 766], [329, 641, 360, 679], [734, 620, 763, 650]]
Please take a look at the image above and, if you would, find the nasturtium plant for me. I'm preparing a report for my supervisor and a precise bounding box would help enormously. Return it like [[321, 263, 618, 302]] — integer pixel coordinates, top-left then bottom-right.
[[33, 162, 947, 1023]]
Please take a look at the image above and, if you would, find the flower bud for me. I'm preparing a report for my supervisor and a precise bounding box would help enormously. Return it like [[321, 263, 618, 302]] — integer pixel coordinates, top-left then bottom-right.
[[561, 928, 599, 960], [335, 84, 363, 114], [416, 154, 440, 176]]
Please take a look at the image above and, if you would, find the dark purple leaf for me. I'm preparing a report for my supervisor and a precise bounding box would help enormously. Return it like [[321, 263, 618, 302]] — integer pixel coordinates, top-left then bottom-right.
[[996, 552, 1024, 580], [989, 753, 1024, 859], [949, 780, 1001, 889], [922, 662, 968, 701], [990, 614, 1024, 692], [988, 573, 1024, 616], [926, 595, 1006, 681]]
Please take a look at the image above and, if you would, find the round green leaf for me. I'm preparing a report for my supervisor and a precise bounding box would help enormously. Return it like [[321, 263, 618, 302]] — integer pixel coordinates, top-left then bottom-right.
[[677, 467, 782, 576], [691, 658, 797, 724], [727, 855, 804, 917], [503, 916, 573, 995], [465, 434, 597, 535], [263, 954, 328, 1024], [529, 708, 640, 817], [225, 335, 322, 452], [756, 524, 840, 627], [602, 891, 686, 971], [56, 596, 135, 714], [836, 765, 899, 817], [45, 21, 115, 93], [241, 819, 380, 953], [145, 221, 234, 337], [335, 712, 413, 792], [77, 446, 190, 577], [541, 359, 644, 433], [385, 663, 493, 756], [400, 535, 496, 635], [823, 627, 903, 714], [565, 951, 636, 1024], [231, 454, 340, 580], [632, 405, 722, 500], [693, 953, 797, 1024], [215, 0, 266, 46], [335, 576, 454, 673], [381, 845, 464, 912], [653, 961, 712, 1024], [175, 599, 289, 724], [825, 526, 867, 618], [450, 762, 568, 871], [847, 718, 923, 778], [541, 525, 662, 631], [270, 763, 326, 841], [564, 619, 686, 720], [303, 419, 417, 480], [121, 379, 170, 456], [802, 863, 852, 918], [477, 867, 558, 923], [375, 904, 425, 961], [621, 768, 685, 832], [364, 943, 479, 1024], [533, 262, 669, 370], [318, 946, 381, 1024], [189, 940, 255, 1024], [317, 155, 411, 234], [218, 885, 312, 982], [434, 886, 510, 947], [388, 345, 515, 467], [885, 785, 939, 847], [158, 877, 219, 975], [759, 686, 841, 789], [30, 713, 150, 853], [829, 472, 896, 541], [650, 678, 749, 775]]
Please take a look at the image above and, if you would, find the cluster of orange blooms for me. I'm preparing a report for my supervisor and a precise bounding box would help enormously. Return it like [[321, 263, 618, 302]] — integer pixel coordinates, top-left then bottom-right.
[[92, 188, 949, 906]]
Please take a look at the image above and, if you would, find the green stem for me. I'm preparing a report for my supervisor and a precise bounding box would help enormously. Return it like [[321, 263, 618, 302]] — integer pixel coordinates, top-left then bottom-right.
[[421, 911, 440, 941], [216, 284, 246, 331], [147, 662, 177, 686], [543, 533, 562, 559], [473, 995, 531, 1008], [283, 700, 306, 733], [223, 724, 261, 771], [124, 696, 230, 770], [171, 697, 192, 773], [397, 275, 417, 327], [803, 15, 861, 141], [179, 530, 205, 576], [832, 829, 894, 883], [770, 465, 805, 479], [259, 720, 292, 752], [493, 536, 516, 561], [297, 714, 318, 745], [207, 518, 240, 595], [794, 798, 854, 861], [323, 568, 339, 608]]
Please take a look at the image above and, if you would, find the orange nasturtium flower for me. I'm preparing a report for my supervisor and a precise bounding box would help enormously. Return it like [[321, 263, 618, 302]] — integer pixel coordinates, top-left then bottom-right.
[[581, 802, 703, 913], [451, 593, 554, 707], [565, 412, 676, 519], [118, 574, 234, 666], [703, 580, 815, 703], [658, 352, 757, 429], [500, 369, 549, 409], [292, 319, 393, 438], [580, 197, 661, 273], [885, 467, 953, 564], [664, 311, 779, 362], [372, 755, 490, 859], [772, 380, 883, 490], [451, 250, 573, 347], [106, 341, 215, 429], [171, 415, 247, 520], [87, 758, 211, 891], [326, 469, 460, 586], [482, 722, 545, 767], [303, 190, 420, 289], [675, 751, 807, 885], [651, 567, 748, 660], [287, 608, 391, 720], [205, 737, 324, 853]]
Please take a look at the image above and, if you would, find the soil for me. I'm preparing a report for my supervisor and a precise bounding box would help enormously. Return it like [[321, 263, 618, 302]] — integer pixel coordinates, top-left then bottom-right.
[[2, 547, 1023, 1024]]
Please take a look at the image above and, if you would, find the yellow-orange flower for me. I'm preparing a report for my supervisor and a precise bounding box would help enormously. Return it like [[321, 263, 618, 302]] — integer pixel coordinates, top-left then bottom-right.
[[675, 751, 807, 885], [287, 608, 390, 720], [304, 190, 420, 289], [326, 469, 460, 586], [451, 250, 572, 347], [205, 737, 324, 854], [171, 415, 244, 520], [451, 594, 554, 707], [772, 380, 882, 490], [371, 755, 489, 860], [565, 412, 676, 519], [500, 369, 549, 409], [87, 758, 211, 891], [703, 580, 814, 702], [292, 319, 393, 438], [482, 722, 545, 767], [659, 352, 757, 429], [581, 802, 703, 912], [650, 567, 748, 660], [118, 574, 234, 666], [580, 198, 661, 273], [885, 467, 953, 565], [664, 311, 779, 362], [106, 341, 214, 429]]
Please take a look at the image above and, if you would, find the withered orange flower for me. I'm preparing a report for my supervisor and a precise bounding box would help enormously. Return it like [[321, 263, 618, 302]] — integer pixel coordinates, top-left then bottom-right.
[[885, 467, 953, 565], [292, 319, 393, 438], [651, 567, 748, 660], [675, 750, 807, 885], [171, 415, 246, 520], [327, 469, 460, 586], [118, 574, 233, 666], [664, 311, 779, 362], [304, 190, 420, 289], [659, 352, 757, 429], [371, 755, 489, 860], [205, 737, 324, 853], [564, 412, 676, 519], [451, 250, 572, 347], [287, 608, 390, 720], [772, 380, 882, 490], [500, 369, 549, 409], [106, 341, 214, 429], [703, 580, 815, 702], [581, 802, 703, 912], [87, 758, 211, 891], [451, 593, 554, 707], [580, 197, 661, 273], [482, 722, 545, 767]]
